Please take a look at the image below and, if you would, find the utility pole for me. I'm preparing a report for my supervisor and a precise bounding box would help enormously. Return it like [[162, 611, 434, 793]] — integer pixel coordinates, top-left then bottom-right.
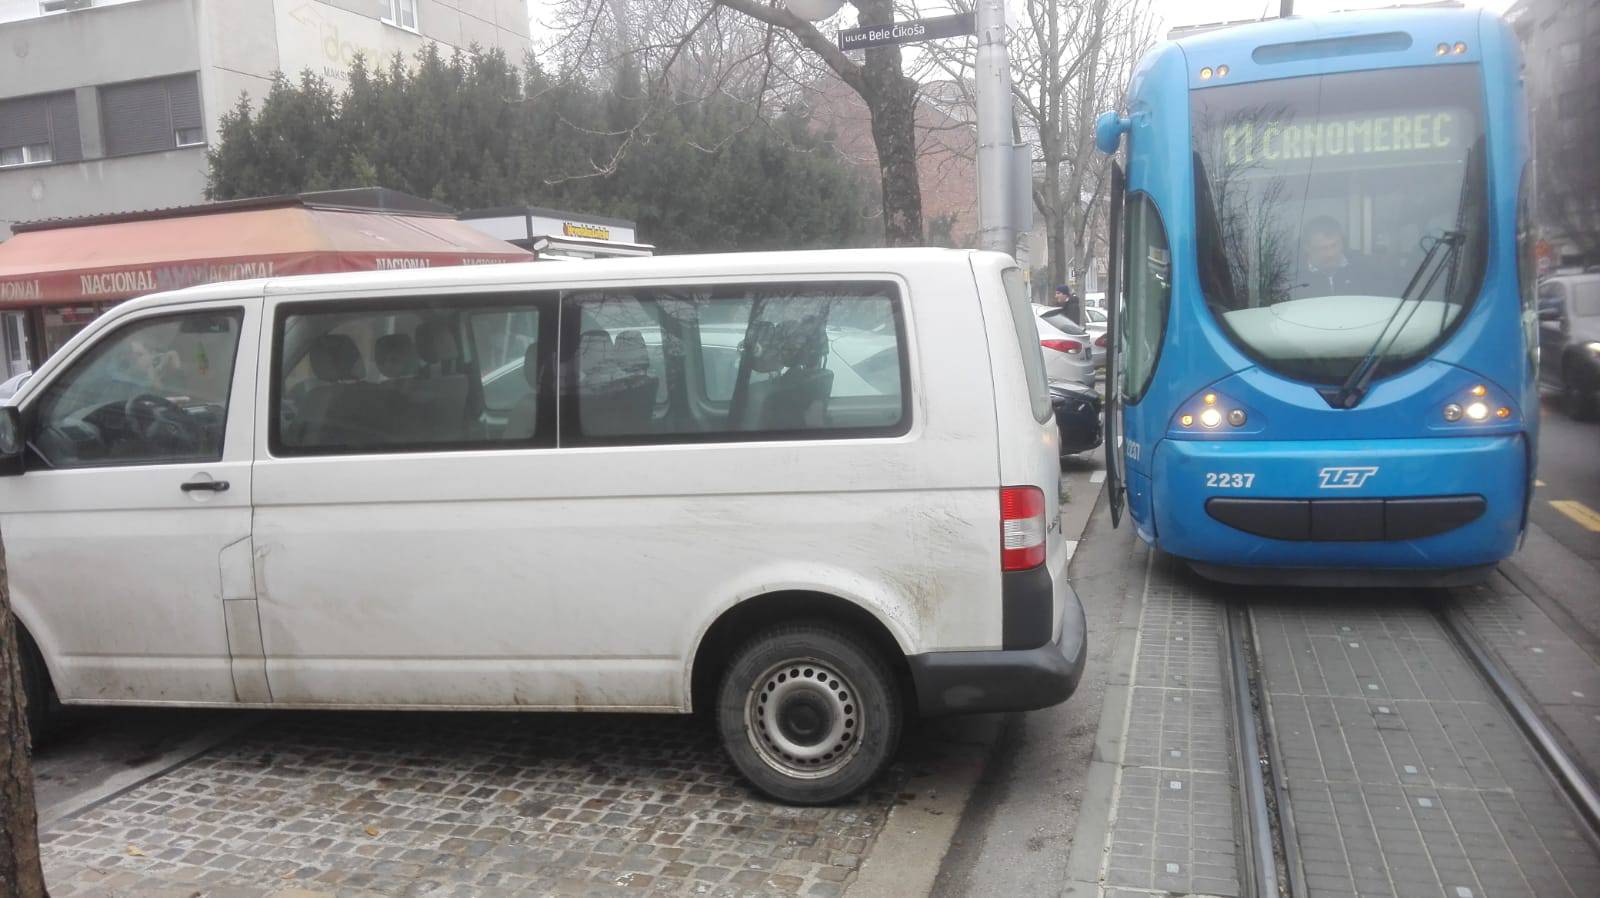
[[976, 0, 1016, 254], [1280, 0, 1294, 16]]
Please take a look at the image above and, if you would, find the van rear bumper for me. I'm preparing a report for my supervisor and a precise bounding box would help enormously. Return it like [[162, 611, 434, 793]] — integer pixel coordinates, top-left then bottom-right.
[[907, 585, 1087, 716]]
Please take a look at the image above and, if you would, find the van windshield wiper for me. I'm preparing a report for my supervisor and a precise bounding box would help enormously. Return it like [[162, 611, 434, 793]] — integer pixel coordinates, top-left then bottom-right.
[[1325, 230, 1463, 410]]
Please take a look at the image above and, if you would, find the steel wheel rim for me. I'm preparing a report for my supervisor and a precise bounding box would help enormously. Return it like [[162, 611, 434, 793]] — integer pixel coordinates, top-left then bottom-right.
[[745, 657, 865, 780]]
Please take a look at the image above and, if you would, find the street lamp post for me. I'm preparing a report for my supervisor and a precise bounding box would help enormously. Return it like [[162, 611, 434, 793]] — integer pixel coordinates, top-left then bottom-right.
[[975, 0, 1016, 254]]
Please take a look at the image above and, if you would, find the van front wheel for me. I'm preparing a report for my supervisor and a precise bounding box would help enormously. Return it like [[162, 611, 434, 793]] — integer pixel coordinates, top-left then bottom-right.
[[716, 623, 901, 805]]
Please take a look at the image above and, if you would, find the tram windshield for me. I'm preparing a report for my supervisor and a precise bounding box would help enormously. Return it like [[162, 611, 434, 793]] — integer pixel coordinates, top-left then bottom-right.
[[1191, 65, 1488, 385]]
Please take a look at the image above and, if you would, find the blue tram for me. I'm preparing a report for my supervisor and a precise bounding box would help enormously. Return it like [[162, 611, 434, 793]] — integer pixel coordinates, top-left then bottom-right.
[[1094, 8, 1537, 585]]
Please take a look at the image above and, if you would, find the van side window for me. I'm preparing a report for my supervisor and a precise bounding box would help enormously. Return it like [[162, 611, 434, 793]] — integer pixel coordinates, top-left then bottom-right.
[[30, 310, 243, 468], [563, 282, 908, 444], [273, 297, 552, 454]]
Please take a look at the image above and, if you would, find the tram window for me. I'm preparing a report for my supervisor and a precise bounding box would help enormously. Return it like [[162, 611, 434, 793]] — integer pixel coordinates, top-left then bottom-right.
[[1191, 65, 1489, 385], [1516, 164, 1538, 371], [1122, 193, 1171, 403]]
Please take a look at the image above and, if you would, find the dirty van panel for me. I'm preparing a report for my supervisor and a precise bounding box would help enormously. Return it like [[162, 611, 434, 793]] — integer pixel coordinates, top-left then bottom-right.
[[250, 263, 1002, 710]]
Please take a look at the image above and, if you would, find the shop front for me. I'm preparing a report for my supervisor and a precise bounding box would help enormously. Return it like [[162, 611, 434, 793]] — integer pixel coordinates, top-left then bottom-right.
[[0, 189, 533, 377]]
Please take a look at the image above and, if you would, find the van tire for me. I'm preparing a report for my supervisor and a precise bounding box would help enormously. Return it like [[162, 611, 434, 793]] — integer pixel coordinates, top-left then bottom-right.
[[15, 622, 58, 747], [715, 622, 901, 805]]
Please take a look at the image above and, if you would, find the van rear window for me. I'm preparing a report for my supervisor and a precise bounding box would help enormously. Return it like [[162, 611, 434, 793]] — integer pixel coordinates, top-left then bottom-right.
[[1002, 268, 1054, 423], [563, 282, 909, 444]]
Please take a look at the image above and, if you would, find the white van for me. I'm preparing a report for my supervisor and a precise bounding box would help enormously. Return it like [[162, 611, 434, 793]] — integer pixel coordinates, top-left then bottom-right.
[[0, 249, 1086, 804]]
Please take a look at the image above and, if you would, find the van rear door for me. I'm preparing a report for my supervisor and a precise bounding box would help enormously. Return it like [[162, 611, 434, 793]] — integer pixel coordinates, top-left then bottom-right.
[[976, 256, 1066, 643]]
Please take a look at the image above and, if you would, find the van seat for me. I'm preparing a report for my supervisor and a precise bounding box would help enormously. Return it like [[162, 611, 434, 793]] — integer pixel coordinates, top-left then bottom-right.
[[739, 318, 834, 431], [301, 334, 390, 446]]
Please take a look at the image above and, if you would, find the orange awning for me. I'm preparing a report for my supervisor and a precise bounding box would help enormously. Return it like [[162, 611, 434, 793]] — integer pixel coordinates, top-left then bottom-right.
[[0, 205, 533, 307]]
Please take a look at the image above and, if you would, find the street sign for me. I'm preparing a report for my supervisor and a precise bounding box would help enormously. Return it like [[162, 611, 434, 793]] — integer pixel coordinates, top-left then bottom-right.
[[838, 13, 975, 51]]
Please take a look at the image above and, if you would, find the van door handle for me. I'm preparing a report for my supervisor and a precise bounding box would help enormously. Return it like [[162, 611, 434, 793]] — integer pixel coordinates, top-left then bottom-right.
[[180, 479, 229, 493]]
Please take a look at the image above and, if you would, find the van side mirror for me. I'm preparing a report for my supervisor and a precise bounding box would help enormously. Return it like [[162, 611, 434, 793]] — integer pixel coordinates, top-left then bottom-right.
[[0, 405, 23, 475]]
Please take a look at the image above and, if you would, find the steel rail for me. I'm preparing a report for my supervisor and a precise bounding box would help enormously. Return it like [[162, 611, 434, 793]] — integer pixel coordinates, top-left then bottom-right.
[[1438, 603, 1600, 839], [1224, 601, 1290, 898]]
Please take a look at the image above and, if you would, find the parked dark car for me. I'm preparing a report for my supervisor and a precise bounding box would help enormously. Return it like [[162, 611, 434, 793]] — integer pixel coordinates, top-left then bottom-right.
[[1051, 380, 1103, 456], [1537, 273, 1600, 420]]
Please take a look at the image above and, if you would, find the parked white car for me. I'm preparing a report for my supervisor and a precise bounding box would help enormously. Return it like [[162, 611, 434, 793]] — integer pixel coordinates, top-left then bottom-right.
[[1038, 305, 1107, 370], [0, 371, 29, 401], [1032, 305, 1095, 386], [0, 248, 1087, 805]]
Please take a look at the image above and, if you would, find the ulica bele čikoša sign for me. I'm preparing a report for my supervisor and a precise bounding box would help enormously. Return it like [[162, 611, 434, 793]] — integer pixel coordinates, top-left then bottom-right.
[[837, 12, 975, 51]]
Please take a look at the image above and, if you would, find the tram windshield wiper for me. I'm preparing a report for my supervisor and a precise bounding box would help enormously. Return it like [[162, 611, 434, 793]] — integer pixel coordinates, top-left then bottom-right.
[[1325, 230, 1464, 410]]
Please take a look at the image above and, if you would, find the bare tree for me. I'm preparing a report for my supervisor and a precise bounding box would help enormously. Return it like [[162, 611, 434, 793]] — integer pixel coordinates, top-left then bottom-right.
[[913, 0, 1153, 313], [546, 0, 926, 245], [1, 534, 48, 898]]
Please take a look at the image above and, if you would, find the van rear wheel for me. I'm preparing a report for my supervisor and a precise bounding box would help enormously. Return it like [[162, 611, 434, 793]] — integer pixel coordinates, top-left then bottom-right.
[[716, 622, 901, 805]]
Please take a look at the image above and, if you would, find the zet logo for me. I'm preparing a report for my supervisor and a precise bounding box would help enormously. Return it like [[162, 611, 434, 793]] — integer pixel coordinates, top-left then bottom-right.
[[1318, 466, 1378, 489]]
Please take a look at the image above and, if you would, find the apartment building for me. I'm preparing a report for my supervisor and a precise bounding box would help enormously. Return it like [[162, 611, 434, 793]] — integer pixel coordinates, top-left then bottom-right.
[[1506, 0, 1600, 268], [0, 0, 531, 237]]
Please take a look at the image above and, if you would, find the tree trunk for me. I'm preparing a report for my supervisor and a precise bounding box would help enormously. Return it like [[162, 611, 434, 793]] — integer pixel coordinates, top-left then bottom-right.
[[1046, 205, 1067, 306], [0, 535, 48, 898], [1060, 0, 1108, 324], [855, 0, 923, 246]]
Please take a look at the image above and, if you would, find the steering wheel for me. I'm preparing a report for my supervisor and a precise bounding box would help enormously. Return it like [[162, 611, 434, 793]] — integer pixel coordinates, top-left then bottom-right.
[[123, 393, 200, 453]]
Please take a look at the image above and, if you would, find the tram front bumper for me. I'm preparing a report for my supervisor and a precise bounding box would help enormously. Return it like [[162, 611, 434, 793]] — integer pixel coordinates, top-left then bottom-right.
[[1150, 434, 1526, 572]]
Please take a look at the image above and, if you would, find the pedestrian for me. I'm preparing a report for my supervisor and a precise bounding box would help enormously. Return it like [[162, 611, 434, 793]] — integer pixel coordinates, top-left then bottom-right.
[[1054, 284, 1074, 308]]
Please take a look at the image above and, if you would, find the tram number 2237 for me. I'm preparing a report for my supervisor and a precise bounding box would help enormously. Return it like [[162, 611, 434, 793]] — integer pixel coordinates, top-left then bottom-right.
[[1205, 472, 1255, 489]]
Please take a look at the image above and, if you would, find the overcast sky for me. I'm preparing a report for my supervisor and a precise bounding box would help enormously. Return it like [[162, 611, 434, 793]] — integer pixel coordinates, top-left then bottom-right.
[[1155, 0, 1515, 32], [531, 0, 1521, 44]]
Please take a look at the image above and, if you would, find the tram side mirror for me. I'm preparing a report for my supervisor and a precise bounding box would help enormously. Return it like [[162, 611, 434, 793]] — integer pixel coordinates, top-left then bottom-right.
[[0, 405, 23, 475], [1095, 111, 1130, 155]]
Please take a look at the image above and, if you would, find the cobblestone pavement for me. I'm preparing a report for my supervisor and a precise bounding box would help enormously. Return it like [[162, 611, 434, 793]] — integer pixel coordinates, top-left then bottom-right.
[[41, 711, 906, 898]]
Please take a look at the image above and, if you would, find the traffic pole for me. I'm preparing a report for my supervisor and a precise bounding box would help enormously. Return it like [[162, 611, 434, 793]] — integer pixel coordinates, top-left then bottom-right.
[[975, 0, 1015, 255]]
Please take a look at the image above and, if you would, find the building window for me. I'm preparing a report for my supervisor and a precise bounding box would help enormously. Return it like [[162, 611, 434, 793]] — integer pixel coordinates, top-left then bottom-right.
[[0, 144, 50, 167], [100, 73, 203, 156], [0, 92, 81, 168], [38, 0, 95, 13], [381, 0, 417, 31]]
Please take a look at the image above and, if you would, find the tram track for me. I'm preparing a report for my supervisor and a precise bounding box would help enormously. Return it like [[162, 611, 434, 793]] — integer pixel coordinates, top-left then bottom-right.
[[1435, 601, 1600, 838], [1220, 581, 1600, 898]]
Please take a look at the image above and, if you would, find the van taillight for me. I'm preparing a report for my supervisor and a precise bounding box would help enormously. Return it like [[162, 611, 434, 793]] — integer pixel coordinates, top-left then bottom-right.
[[1001, 486, 1047, 571]]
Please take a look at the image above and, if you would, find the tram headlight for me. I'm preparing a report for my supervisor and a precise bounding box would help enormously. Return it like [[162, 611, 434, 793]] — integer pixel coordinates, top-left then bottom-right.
[[1443, 403, 1464, 422], [1465, 401, 1489, 421], [1199, 408, 1223, 428], [1228, 409, 1247, 427], [1586, 341, 1600, 354]]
